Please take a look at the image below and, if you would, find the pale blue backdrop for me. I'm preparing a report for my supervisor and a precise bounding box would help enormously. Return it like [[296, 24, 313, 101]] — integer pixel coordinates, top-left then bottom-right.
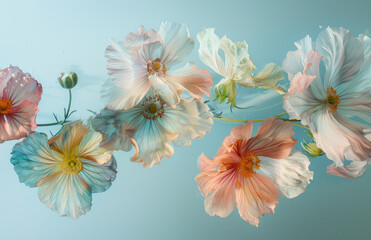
[[0, 0, 370, 239]]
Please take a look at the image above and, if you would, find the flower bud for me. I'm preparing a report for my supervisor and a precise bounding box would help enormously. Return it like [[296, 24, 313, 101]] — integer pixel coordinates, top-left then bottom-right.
[[301, 130, 324, 158], [58, 72, 78, 89]]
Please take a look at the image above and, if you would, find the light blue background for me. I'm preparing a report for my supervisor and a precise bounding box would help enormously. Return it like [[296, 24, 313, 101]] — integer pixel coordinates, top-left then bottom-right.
[[0, 0, 370, 239]]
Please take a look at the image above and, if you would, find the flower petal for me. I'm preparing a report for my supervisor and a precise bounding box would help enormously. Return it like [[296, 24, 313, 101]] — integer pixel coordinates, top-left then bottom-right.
[[327, 160, 369, 179], [165, 62, 212, 99], [258, 149, 313, 199], [158, 21, 194, 67], [317, 27, 364, 89], [124, 25, 162, 51], [11, 132, 60, 187], [235, 173, 279, 227], [160, 98, 213, 147], [246, 117, 297, 159], [80, 156, 117, 193], [198, 153, 217, 172], [217, 121, 253, 155], [37, 173, 92, 219]]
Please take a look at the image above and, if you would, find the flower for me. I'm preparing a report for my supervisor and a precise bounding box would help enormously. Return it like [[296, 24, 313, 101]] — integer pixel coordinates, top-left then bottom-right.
[[195, 117, 313, 226], [58, 72, 78, 89], [0, 66, 42, 142], [282, 27, 371, 179], [197, 28, 285, 108], [92, 89, 213, 168], [11, 120, 117, 219], [103, 21, 213, 110]]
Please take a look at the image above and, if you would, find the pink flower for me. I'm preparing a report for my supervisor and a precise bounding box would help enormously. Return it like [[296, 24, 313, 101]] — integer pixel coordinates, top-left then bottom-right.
[[0, 66, 42, 142], [103, 21, 213, 110], [195, 117, 313, 226], [282, 28, 371, 178]]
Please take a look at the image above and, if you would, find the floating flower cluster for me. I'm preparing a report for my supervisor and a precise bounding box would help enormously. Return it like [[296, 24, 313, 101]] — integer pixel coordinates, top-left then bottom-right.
[[0, 22, 369, 226]]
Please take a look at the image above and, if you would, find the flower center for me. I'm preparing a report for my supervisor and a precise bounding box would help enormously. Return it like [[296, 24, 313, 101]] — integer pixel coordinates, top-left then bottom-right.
[[0, 99, 12, 114], [147, 58, 167, 76], [326, 87, 340, 113], [61, 156, 83, 175], [239, 152, 260, 178], [142, 95, 165, 120]]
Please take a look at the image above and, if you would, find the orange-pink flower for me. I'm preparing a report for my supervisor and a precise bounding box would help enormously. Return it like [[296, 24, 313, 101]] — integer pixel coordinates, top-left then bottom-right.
[[0, 66, 42, 142], [195, 117, 313, 226]]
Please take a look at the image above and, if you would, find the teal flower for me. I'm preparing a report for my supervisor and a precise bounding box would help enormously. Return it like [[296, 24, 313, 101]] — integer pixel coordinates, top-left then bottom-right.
[[11, 120, 116, 219]]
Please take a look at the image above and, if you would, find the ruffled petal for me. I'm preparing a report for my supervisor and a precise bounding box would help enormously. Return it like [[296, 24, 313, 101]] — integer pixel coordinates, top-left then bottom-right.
[[129, 119, 177, 168], [327, 160, 369, 179], [258, 149, 313, 198], [158, 21, 194, 67], [91, 109, 133, 151], [11, 132, 60, 187], [197, 28, 228, 77], [235, 173, 279, 227], [160, 98, 213, 147], [37, 173, 92, 219], [101, 76, 150, 111], [105, 39, 149, 90], [124, 25, 162, 51], [0, 101, 39, 142], [3, 66, 42, 107], [80, 156, 117, 193], [317, 27, 364, 89], [217, 121, 253, 155], [198, 153, 217, 172], [245, 117, 297, 159], [150, 75, 180, 108], [196, 168, 238, 218], [249, 63, 285, 94], [165, 62, 212, 99]]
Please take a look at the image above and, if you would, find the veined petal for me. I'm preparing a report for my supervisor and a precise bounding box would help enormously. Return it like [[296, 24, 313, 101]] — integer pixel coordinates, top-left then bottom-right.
[[197, 168, 238, 218], [91, 109, 133, 152], [245, 118, 297, 159], [198, 153, 217, 172], [217, 121, 253, 155], [158, 21, 195, 67], [129, 119, 177, 168], [105, 39, 139, 89], [165, 62, 212, 99], [327, 160, 369, 179], [101, 77, 149, 111], [258, 149, 313, 199], [37, 173, 92, 219], [249, 63, 285, 94], [235, 173, 279, 227], [197, 28, 228, 77], [317, 27, 364, 89], [160, 98, 213, 147], [11, 132, 60, 187], [124, 26, 162, 51], [80, 156, 117, 193], [150, 76, 180, 108]]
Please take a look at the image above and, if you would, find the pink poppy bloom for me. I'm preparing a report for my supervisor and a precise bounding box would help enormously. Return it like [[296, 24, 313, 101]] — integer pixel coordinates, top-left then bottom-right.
[[195, 117, 313, 226], [282, 27, 371, 178], [0, 66, 42, 142], [103, 21, 213, 110]]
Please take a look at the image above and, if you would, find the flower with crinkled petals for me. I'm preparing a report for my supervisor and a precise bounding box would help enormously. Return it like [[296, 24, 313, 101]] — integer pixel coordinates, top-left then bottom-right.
[[195, 117, 313, 226], [92, 89, 213, 168], [282, 27, 371, 179], [0, 66, 42, 142], [197, 28, 285, 108], [103, 21, 213, 110], [11, 120, 116, 219]]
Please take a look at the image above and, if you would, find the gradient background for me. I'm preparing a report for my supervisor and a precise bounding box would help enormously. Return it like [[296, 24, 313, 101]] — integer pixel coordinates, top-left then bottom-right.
[[0, 0, 370, 239]]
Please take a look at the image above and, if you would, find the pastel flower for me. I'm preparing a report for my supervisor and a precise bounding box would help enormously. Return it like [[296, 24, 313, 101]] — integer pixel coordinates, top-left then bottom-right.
[[103, 21, 213, 110], [11, 121, 116, 219], [0, 66, 42, 142], [282, 27, 371, 178], [195, 117, 313, 226], [197, 28, 285, 108], [92, 89, 213, 168]]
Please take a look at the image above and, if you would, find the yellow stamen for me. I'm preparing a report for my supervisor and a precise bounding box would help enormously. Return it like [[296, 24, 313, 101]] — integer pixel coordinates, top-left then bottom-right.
[[326, 87, 340, 113], [0, 99, 12, 114], [239, 152, 260, 178], [61, 156, 83, 175]]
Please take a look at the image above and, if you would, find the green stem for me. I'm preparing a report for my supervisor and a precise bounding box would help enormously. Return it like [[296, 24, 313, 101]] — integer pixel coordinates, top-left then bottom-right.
[[37, 89, 73, 127], [213, 112, 310, 130]]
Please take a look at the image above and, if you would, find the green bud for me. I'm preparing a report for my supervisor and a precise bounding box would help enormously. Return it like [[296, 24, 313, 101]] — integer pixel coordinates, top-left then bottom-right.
[[58, 72, 78, 89], [301, 130, 324, 158]]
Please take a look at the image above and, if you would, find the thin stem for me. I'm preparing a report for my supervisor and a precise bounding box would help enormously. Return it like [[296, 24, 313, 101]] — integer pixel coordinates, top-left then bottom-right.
[[37, 89, 73, 127]]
